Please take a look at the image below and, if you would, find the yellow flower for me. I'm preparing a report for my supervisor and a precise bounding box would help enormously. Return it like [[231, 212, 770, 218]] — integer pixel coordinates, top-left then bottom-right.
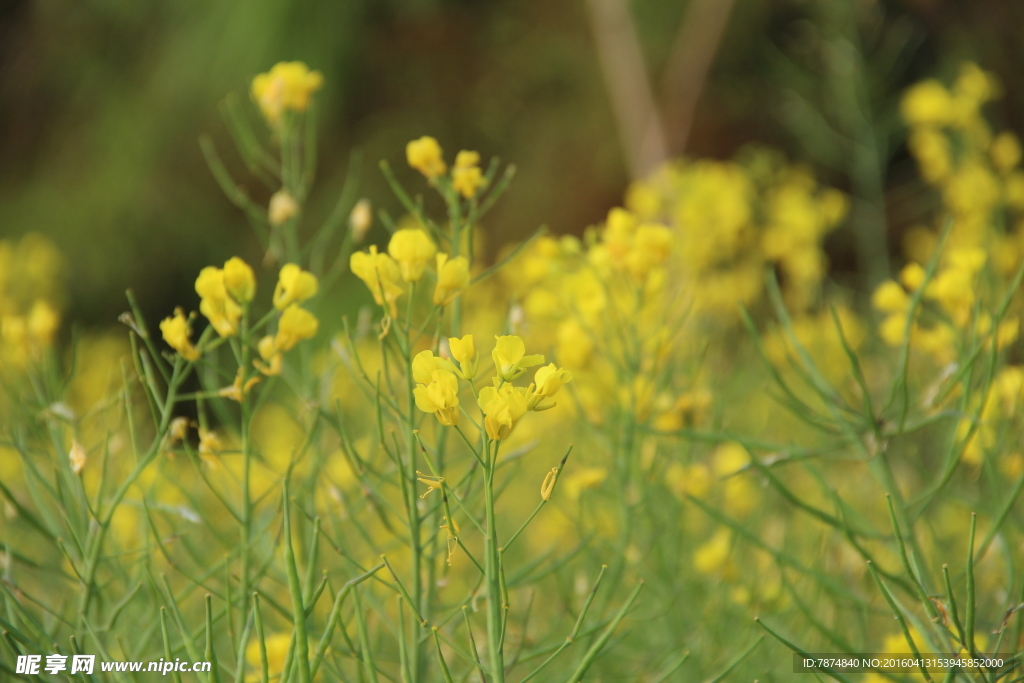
[[433, 253, 470, 305], [693, 528, 735, 579], [274, 305, 318, 352], [388, 228, 437, 282], [448, 334, 478, 379], [872, 280, 910, 313], [195, 266, 242, 337], [245, 633, 292, 680], [626, 223, 673, 281], [413, 369, 460, 426], [27, 301, 59, 346], [900, 79, 955, 127], [491, 335, 544, 382], [529, 363, 572, 409], [218, 368, 261, 402], [350, 246, 403, 317], [251, 62, 323, 125], [411, 349, 456, 384], [991, 132, 1022, 173], [478, 384, 529, 440], [273, 263, 318, 310], [159, 308, 201, 361], [223, 257, 256, 304], [563, 466, 607, 500], [406, 136, 447, 179], [255, 335, 282, 376], [268, 190, 299, 226], [452, 150, 485, 198]]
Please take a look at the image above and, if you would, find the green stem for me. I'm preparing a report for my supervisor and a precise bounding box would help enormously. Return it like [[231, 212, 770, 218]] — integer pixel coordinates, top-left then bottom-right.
[[484, 439, 506, 683]]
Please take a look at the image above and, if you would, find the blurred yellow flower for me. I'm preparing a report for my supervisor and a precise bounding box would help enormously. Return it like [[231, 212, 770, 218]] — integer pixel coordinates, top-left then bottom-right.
[[452, 150, 485, 198], [406, 136, 446, 179], [245, 633, 292, 681], [433, 253, 470, 305], [388, 228, 437, 282], [159, 308, 200, 361], [273, 263, 318, 310], [223, 256, 256, 304], [350, 245, 403, 317], [563, 466, 607, 500], [195, 265, 242, 337], [251, 62, 323, 125], [275, 305, 319, 352]]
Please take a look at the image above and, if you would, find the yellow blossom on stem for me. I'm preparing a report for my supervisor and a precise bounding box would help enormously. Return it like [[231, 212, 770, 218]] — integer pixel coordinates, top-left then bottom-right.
[[406, 136, 447, 179], [251, 61, 323, 125], [434, 253, 470, 305], [218, 368, 261, 402], [413, 369, 460, 426], [273, 263, 318, 310], [159, 307, 201, 361], [491, 335, 544, 382], [255, 335, 283, 376], [388, 228, 437, 282], [478, 384, 529, 441], [350, 246, 403, 317], [452, 150, 485, 198], [275, 305, 319, 352], [449, 334, 477, 379], [529, 363, 572, 409], [223, 257, 256, 304], [195, 266, 242, 337], [411, 349, 455, 384]]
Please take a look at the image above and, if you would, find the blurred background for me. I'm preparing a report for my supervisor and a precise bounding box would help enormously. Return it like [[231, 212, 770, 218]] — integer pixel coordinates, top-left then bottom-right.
[[1, 0, 1023, 332]]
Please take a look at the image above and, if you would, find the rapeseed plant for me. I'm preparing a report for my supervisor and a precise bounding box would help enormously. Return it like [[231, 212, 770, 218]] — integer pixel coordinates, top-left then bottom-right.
[[4, 58, 1024, 683]]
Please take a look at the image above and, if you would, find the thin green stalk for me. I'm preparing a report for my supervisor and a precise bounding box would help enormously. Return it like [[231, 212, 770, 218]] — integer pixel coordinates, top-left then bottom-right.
[[253, 594, 270, 683], [866, 561, 932, 682], [160, 608, 184, 683], [431, 628, 455, 683], [519, 565, 606, 683], [352, 588, 380, 683], [282, 479, 311, 683], [483, 439, 506, 683], [566, 580, 644, 683]]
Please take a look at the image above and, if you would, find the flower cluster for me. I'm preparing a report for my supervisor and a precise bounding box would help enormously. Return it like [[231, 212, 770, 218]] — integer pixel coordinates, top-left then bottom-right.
[[350, 226, 470, 317], [874, 63, 1024, 364], [411, 334, 571, 440], [160, 258, 319, 378], [406, 136, 486, 198], [251, 61, 323, 125]]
